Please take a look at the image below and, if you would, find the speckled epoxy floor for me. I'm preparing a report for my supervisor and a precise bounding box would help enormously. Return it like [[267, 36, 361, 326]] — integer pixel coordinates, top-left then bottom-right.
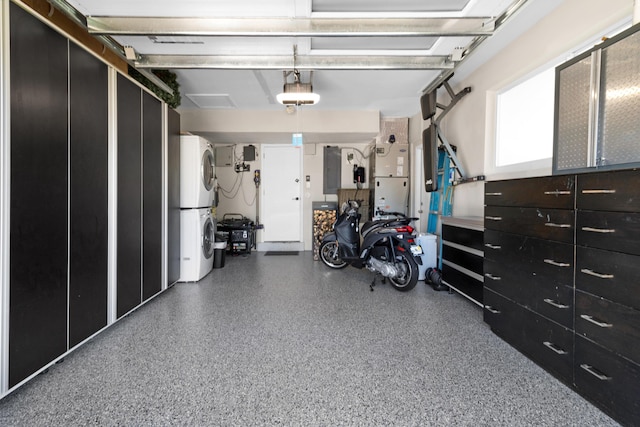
[[0, 252, 619, 426]]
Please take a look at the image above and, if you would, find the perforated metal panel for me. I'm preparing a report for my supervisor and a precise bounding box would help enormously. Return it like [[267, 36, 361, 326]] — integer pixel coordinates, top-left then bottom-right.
[[377, 118, 408, 144], [555, 56, 592, 171], [600, 30, 640, 166]]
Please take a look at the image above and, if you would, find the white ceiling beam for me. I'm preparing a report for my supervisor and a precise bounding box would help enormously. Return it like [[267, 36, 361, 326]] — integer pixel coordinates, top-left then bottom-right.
[[87, 16, 494, 37], [134, 54, 454, 70]]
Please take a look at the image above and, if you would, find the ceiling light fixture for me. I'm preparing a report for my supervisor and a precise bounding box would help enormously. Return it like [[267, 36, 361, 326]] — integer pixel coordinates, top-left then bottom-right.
[[277, 45, 320, 106], [276, 69, 320, 106]]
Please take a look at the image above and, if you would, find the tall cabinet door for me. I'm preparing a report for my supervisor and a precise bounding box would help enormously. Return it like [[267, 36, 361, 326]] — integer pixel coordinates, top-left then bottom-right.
[[167, 109, 181, 285], [68, 43, 108, 347], [117, 75, 142, 317], [9, 4, 69, 387], [142, 93, 162, 300]]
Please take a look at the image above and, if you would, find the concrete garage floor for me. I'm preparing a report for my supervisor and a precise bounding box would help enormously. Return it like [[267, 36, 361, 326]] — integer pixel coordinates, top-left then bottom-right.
[[0, 252, 618, 426]]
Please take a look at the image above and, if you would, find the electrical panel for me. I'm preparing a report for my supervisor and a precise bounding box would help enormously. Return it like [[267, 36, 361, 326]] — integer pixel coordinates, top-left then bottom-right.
[[243, 145, 256, 161], [215, 146, 234, 167]]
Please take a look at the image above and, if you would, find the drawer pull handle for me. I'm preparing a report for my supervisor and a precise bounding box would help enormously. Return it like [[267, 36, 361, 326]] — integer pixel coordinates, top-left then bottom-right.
[[581, 189, 616, 194], [582, 226, 615, 234], [485, 216, 502, 221], [544, 190, 572, 195], [484, 273, 501, 281], [544, 259, 571, 267], [580, 314, 612, 328], [485, 305, 501, 314], [580, 268, 614, 279], [544, 223, 571, 228], [543, 341, 568, 355], [484, 243, 502, 250], [543, 298, 569, 309], [580, 364, 611, 381], [485, 192, 503, 196]]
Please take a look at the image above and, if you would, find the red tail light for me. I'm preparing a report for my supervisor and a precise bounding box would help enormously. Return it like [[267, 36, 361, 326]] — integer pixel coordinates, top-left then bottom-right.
[[395, 225, 414, 234]]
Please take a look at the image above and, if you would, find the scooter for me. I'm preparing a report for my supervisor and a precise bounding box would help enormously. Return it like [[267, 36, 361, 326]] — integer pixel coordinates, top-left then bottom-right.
[[319, 200, 422, 291]]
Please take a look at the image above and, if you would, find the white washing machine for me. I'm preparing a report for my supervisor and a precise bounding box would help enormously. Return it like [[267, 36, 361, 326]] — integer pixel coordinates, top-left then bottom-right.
[[179, 208, 215, 282], [180, 135, 215, 208]]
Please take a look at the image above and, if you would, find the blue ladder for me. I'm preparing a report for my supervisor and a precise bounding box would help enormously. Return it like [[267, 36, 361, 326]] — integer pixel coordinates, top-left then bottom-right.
[[426, 148, 454, 269]]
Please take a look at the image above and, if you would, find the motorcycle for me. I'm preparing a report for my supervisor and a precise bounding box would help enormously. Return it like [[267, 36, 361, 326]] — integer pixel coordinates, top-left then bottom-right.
[[319, 200, 422, 291]]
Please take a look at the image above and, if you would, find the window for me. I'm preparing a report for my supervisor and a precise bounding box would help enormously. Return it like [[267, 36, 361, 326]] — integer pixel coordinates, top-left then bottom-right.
[[492, 19, 631, 172], [495, 67, 556, 167]]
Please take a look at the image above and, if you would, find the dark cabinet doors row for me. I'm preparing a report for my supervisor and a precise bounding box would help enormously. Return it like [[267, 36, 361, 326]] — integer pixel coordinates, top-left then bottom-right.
[[9, 4, 164, 387]]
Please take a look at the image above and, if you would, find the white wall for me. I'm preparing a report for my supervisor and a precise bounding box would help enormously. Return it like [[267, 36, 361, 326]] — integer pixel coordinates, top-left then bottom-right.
[[440, 0, 633, 218], [214, 141, 373, 250]]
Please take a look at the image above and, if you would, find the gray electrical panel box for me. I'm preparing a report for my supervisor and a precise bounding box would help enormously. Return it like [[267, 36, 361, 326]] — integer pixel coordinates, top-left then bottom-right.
[[323, 146, 341, 195], [215, 146, 234, 167]]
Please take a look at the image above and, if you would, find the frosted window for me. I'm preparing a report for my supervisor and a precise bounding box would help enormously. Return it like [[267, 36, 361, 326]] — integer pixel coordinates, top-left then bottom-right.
[[495, 67, 555, 167]]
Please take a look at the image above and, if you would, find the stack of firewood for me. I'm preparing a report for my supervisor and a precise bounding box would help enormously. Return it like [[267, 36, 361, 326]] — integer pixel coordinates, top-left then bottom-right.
[[313, 209, 337, 260]]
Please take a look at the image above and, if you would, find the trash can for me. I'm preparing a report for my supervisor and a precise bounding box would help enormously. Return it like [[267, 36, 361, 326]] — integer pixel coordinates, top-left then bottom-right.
[[213, 241, 227, 269], [416, 233, 437, 281]]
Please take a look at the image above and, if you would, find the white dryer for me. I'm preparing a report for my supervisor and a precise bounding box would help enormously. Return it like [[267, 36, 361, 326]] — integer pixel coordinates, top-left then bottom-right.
[[180, 135, 215, 208], [179, 208, 215, 282]]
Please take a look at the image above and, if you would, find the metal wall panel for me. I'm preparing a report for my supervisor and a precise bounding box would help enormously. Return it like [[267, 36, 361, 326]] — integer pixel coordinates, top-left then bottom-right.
[[600, 30, 640, 166], [555, 56, 591, 171]]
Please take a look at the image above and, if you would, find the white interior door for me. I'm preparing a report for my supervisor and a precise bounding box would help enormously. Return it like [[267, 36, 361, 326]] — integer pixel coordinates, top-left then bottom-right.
[[261, 145, 302, 242]]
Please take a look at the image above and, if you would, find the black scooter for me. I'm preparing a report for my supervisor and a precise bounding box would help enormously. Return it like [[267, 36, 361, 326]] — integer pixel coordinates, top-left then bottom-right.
[[319, 200, 422, 291]]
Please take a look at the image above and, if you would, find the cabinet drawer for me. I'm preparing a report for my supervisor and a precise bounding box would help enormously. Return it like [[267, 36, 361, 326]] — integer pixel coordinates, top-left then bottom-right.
[[484, 290, 573, 383], [442, 224, 484, 252], [484, 258, 573, 328], [484, 206, 574, 243], [576, 246, 640, 311], [575, 290, 640, 366], [577, 210, 640, 256], [577, 169, 640, 212], [575, 335, 640, 426], [485, 175, 575, 208], [483, 230, 573, 277]]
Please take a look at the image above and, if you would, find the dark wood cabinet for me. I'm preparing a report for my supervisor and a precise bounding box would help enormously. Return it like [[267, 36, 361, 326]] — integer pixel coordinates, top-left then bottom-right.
[[117, 75, 143, 317], [485, 175, 575, 209], [576, 246, 640, 313], [68, 42, 109, 348], [142, 93, 162, 301], [484, 206, 574, 243], [4, 3, 171, 397], [575, 336, 640, 425], [485, 170, 640, 426], [9, 3, 69, 387]]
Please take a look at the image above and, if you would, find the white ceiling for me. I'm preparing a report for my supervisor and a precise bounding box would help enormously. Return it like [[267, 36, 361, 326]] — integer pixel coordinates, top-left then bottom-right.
[[63, 0, 555, 133]]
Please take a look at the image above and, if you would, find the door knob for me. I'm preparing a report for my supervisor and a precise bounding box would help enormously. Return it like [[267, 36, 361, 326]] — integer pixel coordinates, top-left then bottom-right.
[[293, 197, 300, 200], [295, 178, 300, 183]]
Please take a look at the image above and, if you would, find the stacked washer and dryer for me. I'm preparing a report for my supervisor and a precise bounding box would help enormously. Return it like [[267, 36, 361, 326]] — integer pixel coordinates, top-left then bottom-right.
[[179, 135, 216, 282]]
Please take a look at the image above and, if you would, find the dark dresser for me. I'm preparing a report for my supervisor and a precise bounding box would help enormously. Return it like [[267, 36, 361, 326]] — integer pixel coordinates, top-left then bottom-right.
[[484, 170, 640, 425]]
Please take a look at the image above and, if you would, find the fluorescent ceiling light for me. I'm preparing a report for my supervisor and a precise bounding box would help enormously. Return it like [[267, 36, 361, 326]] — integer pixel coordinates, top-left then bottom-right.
[[276, 88, 320, 105]]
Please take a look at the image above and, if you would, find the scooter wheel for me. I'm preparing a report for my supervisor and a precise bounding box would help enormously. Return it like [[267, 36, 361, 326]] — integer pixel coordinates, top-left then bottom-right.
[[319, 241, 348, 269], [389, 250, 418, 291]]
